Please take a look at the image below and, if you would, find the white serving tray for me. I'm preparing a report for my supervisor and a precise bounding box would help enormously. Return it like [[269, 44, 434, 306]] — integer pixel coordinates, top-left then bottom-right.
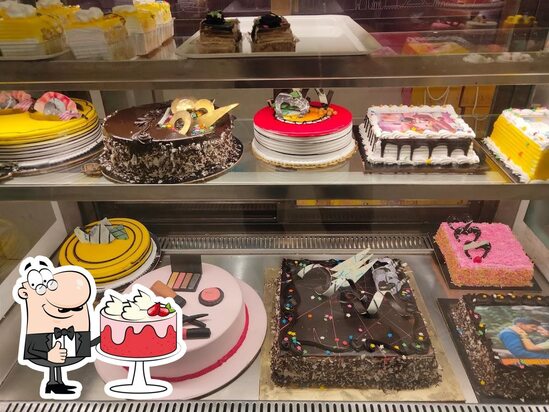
[[176, 14, 381, 58]]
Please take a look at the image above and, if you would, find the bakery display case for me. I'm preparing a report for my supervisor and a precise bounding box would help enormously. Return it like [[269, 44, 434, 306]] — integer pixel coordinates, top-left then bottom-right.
[[0, 0, 548, 409]]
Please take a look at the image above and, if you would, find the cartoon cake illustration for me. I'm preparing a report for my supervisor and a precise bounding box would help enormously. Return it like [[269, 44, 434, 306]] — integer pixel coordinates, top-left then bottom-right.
[[100, 288, 178, 358]]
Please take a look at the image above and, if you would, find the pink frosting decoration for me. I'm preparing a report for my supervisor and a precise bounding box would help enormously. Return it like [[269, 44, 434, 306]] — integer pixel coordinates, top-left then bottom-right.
[[435, 222, 534, 287]]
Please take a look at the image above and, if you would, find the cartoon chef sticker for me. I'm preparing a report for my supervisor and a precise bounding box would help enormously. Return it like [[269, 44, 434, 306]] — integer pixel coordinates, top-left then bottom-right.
[[13, 256, 98, 399]]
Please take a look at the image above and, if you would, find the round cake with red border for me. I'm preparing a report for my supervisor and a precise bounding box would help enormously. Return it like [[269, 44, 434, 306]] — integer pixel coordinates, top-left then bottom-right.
[[252, 89, 355, 168]]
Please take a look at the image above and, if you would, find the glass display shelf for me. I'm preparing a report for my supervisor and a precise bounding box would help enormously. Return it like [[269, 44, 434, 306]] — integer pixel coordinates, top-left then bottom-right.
[[0, 32, 548, 90], [1, 120, 547, 202], [0, 250, 547, 402]]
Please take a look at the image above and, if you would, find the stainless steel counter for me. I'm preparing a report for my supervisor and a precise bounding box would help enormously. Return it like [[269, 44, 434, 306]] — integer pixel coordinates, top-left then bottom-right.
[[1, 251, 547, 402], [2, 121, 548, 202]]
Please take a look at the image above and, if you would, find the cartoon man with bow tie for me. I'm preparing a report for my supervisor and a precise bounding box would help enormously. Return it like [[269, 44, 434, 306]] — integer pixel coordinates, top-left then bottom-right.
[[13, 256, 98, 399]]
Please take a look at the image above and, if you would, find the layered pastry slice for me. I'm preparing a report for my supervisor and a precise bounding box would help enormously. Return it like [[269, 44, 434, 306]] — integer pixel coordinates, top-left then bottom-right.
[[112, 5, 160, 55], [251, 13, 295, 52], [36, 0, 80, 26], [198, 10, 241, 53], [0, 3, 66, 58], [66, 7, 135, 60], [134, 0, 173, 44], [484, 108, 549, 182]]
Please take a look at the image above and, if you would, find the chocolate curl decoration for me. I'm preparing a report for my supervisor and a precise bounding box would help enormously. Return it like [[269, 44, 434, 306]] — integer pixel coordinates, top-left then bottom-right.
[[464, 240, 492, 260], [205, 10, 225, 25]]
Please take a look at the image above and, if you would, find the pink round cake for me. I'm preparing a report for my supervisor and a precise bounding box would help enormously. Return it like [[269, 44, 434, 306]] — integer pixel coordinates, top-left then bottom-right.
[[100, 292, 178, 359], [128, 263, 247, 380]]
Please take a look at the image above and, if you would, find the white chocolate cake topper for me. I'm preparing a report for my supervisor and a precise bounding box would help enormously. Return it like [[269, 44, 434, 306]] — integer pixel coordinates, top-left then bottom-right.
[[161, 98, 239, 136]]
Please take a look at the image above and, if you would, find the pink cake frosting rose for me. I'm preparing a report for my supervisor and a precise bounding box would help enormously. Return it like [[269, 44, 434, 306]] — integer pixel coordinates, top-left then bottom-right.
[[100, 288, 178, 358], [434, 218, 534, 287]]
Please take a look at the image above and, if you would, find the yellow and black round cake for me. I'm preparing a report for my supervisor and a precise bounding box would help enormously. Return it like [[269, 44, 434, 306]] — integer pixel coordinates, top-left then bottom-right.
[[58, 217, 156, 286]]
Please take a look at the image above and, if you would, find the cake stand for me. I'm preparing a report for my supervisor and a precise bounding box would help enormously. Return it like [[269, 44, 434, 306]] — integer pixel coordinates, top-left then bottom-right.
[[96, 344, 184, 399]]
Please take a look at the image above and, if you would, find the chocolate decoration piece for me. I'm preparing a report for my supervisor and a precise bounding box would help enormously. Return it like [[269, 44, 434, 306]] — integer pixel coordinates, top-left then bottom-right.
[[464, 240, 492, 259], [199, 287, 224, 306], [183, 327, 211, 339]]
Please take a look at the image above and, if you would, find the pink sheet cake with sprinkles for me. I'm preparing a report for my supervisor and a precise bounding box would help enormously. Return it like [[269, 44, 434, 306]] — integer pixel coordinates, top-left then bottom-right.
[[434, 220, 534, 287]]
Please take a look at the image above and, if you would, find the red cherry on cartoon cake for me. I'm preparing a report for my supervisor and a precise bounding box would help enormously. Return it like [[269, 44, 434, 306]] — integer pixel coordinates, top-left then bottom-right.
[[473, 256, 483, 264], [147, 303, 161, 316], [159, 307, 170, 317]]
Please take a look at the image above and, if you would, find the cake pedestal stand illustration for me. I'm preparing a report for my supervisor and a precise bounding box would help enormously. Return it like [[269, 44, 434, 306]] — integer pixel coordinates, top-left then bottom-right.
[[96, 344, 184, 399]]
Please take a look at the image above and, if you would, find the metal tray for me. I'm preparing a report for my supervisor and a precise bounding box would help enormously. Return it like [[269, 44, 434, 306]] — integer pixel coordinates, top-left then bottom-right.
[[176, 15, 381, 59]]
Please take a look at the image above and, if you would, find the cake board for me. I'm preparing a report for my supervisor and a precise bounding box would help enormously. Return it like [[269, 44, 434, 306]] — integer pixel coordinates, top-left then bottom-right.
[[478, 139, 549, 184], [12, 144, 103, 177], [354, 126, 492, 175], [437, 298, 536, 404], [101, 137, 243, 184], [0, 162, 17, 181], [95, 263, 267, 400], [431, 235, 542, 292], [259, 265, 465, 402]]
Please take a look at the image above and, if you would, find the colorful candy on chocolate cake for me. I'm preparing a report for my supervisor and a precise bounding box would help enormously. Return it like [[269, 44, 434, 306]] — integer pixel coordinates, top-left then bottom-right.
[[450, 293, 549, 401], [101, 97, 241, 183], [434, 217, 534, 287], [0, 91, 102, 174], [271, 250, 441, 389], [252, 88, 355, 169], [250, 12, 295, 52], [199, 10, 241, 53]]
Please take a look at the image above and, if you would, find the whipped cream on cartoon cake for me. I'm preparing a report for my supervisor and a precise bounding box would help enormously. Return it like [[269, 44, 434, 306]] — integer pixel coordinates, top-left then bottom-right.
[[100, 288, 178, 358], [359, 105, 480, 166]]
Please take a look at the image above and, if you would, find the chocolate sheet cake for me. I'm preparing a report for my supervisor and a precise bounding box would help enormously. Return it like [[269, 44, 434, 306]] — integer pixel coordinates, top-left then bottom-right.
[[101, 99, 241, 183], [451, 294, 549, 402], [271, 253, 441, 389], [251, 13, 296, 53]]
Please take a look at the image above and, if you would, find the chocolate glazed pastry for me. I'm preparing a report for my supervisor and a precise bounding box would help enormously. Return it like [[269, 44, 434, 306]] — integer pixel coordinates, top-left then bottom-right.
[[251, 13, 296, 53], [271, 257, 441, 389], [101, 103, 243, 184]]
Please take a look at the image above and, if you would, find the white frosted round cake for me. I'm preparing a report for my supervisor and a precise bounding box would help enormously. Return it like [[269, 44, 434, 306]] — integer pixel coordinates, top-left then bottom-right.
[[252, 89, 355, 168]]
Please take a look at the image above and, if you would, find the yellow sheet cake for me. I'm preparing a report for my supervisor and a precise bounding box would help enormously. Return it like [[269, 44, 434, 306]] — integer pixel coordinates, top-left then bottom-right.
[[58, 218, 155, 285], [0, 3, 66, 57], [484, 108, 549, 182]]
